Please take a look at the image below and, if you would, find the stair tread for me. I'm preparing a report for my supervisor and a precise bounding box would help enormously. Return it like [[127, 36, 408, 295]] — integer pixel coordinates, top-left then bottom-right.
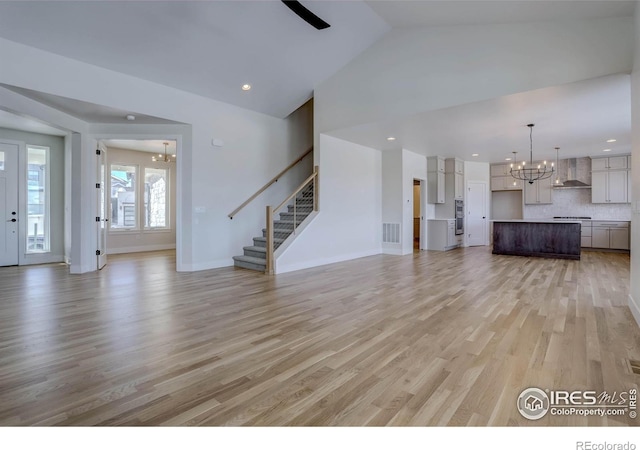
[[232, 255, 266, 264], [253, 236, 285, 243], [243, 245, 266, 253]]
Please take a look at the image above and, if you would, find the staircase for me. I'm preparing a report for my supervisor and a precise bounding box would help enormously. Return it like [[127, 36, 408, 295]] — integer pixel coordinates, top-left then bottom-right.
[[233, 182, 315, 272]]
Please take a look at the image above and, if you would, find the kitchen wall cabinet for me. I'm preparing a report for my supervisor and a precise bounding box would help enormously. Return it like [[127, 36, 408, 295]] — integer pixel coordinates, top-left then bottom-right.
[[590, 221, 629, 250], [491, 175, 523, 191], [524, 177, 553, 204], [591, 169, 627, 203], [427, 219, 461, 251], [445, 158, 464, 200], [591, 155, 630, 204], [591, 156, 627, 171], [427, 156, 445, 204], [490, 164, 510, 177]]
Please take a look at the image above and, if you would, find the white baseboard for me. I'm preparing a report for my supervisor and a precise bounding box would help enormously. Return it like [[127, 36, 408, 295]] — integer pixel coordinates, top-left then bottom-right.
[[382, 248, 404, 256], [275, 248, 381, 274], [178, 258, 234, 272], [107, 244, 176, 255], [629, 294, 640, 328]]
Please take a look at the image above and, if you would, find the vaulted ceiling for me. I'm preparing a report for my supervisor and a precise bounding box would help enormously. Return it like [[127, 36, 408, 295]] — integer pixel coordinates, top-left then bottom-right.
[[0, 1, 636, 163]]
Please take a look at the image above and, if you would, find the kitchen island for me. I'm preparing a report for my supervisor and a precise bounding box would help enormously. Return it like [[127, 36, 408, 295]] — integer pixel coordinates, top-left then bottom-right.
[[492, 219, 581, 260]]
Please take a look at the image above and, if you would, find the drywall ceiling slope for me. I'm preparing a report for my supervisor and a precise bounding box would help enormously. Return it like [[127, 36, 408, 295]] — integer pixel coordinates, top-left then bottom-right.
[[328, 74, 631, 163], [0, 108, 67, 136], [1, 85, 184, 125], [367, 0, 635, 27], [315, 16, 634, 134], [0, 1, 389, 118]]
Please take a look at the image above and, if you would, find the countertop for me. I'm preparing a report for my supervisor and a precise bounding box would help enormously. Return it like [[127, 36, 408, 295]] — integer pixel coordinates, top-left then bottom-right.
[[490, 219, 582, 224]]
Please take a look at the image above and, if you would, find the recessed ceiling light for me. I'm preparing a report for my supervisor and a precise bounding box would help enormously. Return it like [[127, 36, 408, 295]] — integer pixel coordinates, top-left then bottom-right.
[[472, 153, 479, 157], [603, 148, 612, 152], [126, 114, 135, 121], [505, 157, 512, 161], [606, 139, 616, 143], [386, 136, 396, 141], [241, 84, 251, 91]]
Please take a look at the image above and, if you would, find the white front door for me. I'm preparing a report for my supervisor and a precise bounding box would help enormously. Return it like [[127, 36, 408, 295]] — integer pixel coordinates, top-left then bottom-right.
[[0, 142, 19, 266], [97, 144, 107, 270], [467, 181, 487, 247]]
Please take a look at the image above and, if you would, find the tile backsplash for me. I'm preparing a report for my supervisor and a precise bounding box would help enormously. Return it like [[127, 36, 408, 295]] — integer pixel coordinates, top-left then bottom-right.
[[524, 157, 631, 220], [524, 188, 631, 220]]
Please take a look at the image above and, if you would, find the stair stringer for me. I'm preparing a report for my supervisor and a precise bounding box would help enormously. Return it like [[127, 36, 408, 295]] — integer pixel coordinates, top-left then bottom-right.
[[273, 210, 319, 268]]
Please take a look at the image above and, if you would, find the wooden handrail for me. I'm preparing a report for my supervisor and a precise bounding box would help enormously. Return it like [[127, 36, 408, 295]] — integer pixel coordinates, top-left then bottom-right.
[[228, 146, 313, 219]]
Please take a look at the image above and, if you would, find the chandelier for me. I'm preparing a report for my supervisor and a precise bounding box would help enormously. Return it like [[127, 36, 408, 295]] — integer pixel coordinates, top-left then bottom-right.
[[152, 142, 176, 163], [510, 124, 554, 184]]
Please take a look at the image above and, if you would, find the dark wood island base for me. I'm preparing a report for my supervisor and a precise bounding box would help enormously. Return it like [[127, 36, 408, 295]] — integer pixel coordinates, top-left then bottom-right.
[[492, 220, 581, 260]]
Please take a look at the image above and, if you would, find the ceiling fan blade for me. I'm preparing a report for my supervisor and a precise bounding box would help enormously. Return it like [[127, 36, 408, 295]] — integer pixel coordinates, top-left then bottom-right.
[[281, 0, 330, 30]]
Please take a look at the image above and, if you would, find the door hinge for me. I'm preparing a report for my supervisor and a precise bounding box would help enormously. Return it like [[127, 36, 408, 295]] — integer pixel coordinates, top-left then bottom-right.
[[96, 183, 101, 189], [96, 149, 101, 155], [96, 250, 102, 256], [96, 216, 100, 222]]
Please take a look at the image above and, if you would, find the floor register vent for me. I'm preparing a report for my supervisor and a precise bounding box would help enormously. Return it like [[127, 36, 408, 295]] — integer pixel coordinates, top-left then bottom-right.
[[382, 223, 401, 244]]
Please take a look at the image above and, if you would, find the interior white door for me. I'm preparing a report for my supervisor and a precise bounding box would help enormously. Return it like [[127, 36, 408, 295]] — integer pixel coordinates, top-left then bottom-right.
[[467, 181, 487, 247], [96, 144, 107, 270], [0, 142, 19, 266]]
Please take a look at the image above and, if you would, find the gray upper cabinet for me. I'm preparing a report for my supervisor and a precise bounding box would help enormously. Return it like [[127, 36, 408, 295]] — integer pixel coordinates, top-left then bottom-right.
[[591, 156, 629, 204]]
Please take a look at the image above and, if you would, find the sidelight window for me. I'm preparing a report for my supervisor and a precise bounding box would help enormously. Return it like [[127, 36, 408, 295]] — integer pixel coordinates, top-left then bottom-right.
[[26, 146, 50, 253]]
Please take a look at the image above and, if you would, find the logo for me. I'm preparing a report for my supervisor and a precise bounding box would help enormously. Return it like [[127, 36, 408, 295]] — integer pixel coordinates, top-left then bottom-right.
[[517, 387, 550, 420], [517, 387, 637, 420]]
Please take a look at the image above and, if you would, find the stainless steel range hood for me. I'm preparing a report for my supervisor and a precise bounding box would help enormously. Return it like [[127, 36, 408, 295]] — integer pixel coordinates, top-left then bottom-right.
[[553, 158, 591, 189]]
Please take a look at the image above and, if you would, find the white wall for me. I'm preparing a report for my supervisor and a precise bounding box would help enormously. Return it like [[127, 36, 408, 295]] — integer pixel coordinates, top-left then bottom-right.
[[381, 150, 403, 255], [316, 17, 633, 134], [629, 9, 640, 327], [105, 146, 177, 254], [0, 37, 313, 272], [0, 127, 65, 264], [275, 134, 381, 273]]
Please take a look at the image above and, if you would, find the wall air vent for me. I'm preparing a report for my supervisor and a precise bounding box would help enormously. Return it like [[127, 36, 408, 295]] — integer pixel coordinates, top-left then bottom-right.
[[382, 223, 401, 244]]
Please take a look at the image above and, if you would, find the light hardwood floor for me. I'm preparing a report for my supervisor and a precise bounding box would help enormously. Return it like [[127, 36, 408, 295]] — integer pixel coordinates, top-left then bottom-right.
[[0, 248, 638, 426]]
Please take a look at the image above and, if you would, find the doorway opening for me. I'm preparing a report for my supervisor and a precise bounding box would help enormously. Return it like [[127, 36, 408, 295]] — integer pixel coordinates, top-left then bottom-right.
[[413, 179, 423, 251], [97, 138, 178, 270]]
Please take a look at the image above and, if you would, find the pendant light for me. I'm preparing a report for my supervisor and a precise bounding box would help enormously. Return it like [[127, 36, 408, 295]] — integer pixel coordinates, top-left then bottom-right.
[[510, 124, 555, 184], [152, 142, 176, 163]]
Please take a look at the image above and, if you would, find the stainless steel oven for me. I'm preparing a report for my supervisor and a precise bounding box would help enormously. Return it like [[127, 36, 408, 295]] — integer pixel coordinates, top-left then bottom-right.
[[455, 199, 464, 235]]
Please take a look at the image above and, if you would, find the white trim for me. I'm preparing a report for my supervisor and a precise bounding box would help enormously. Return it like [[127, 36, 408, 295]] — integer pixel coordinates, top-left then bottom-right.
[[93, 132, 183, 272], [107, 243, 176, 255], [20, 253, 65, 265], [275, 248, 382, 274], [382, 248, 404, 255], [629, 294, 640, 328], [22, 144, 51, 260], [178, 258, 234, 272]]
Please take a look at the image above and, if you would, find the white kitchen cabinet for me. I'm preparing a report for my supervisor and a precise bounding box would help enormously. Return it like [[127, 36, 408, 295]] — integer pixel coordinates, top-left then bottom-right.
[[591, 156, 627, 171], [491, 164, 510, 177], [428, 156, 446, 204], [524, 177, 553, 204], [427, 219, 460, 251], [590, 221, 630, 250], [445, 158, 464, 175], [491, 175, 523, 191], [580, 221, 592, 248], [610, 228, 630, 250], [591, 170, 627, 203], [428, 171, 445, 203], [444, 158, 464, 200]]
